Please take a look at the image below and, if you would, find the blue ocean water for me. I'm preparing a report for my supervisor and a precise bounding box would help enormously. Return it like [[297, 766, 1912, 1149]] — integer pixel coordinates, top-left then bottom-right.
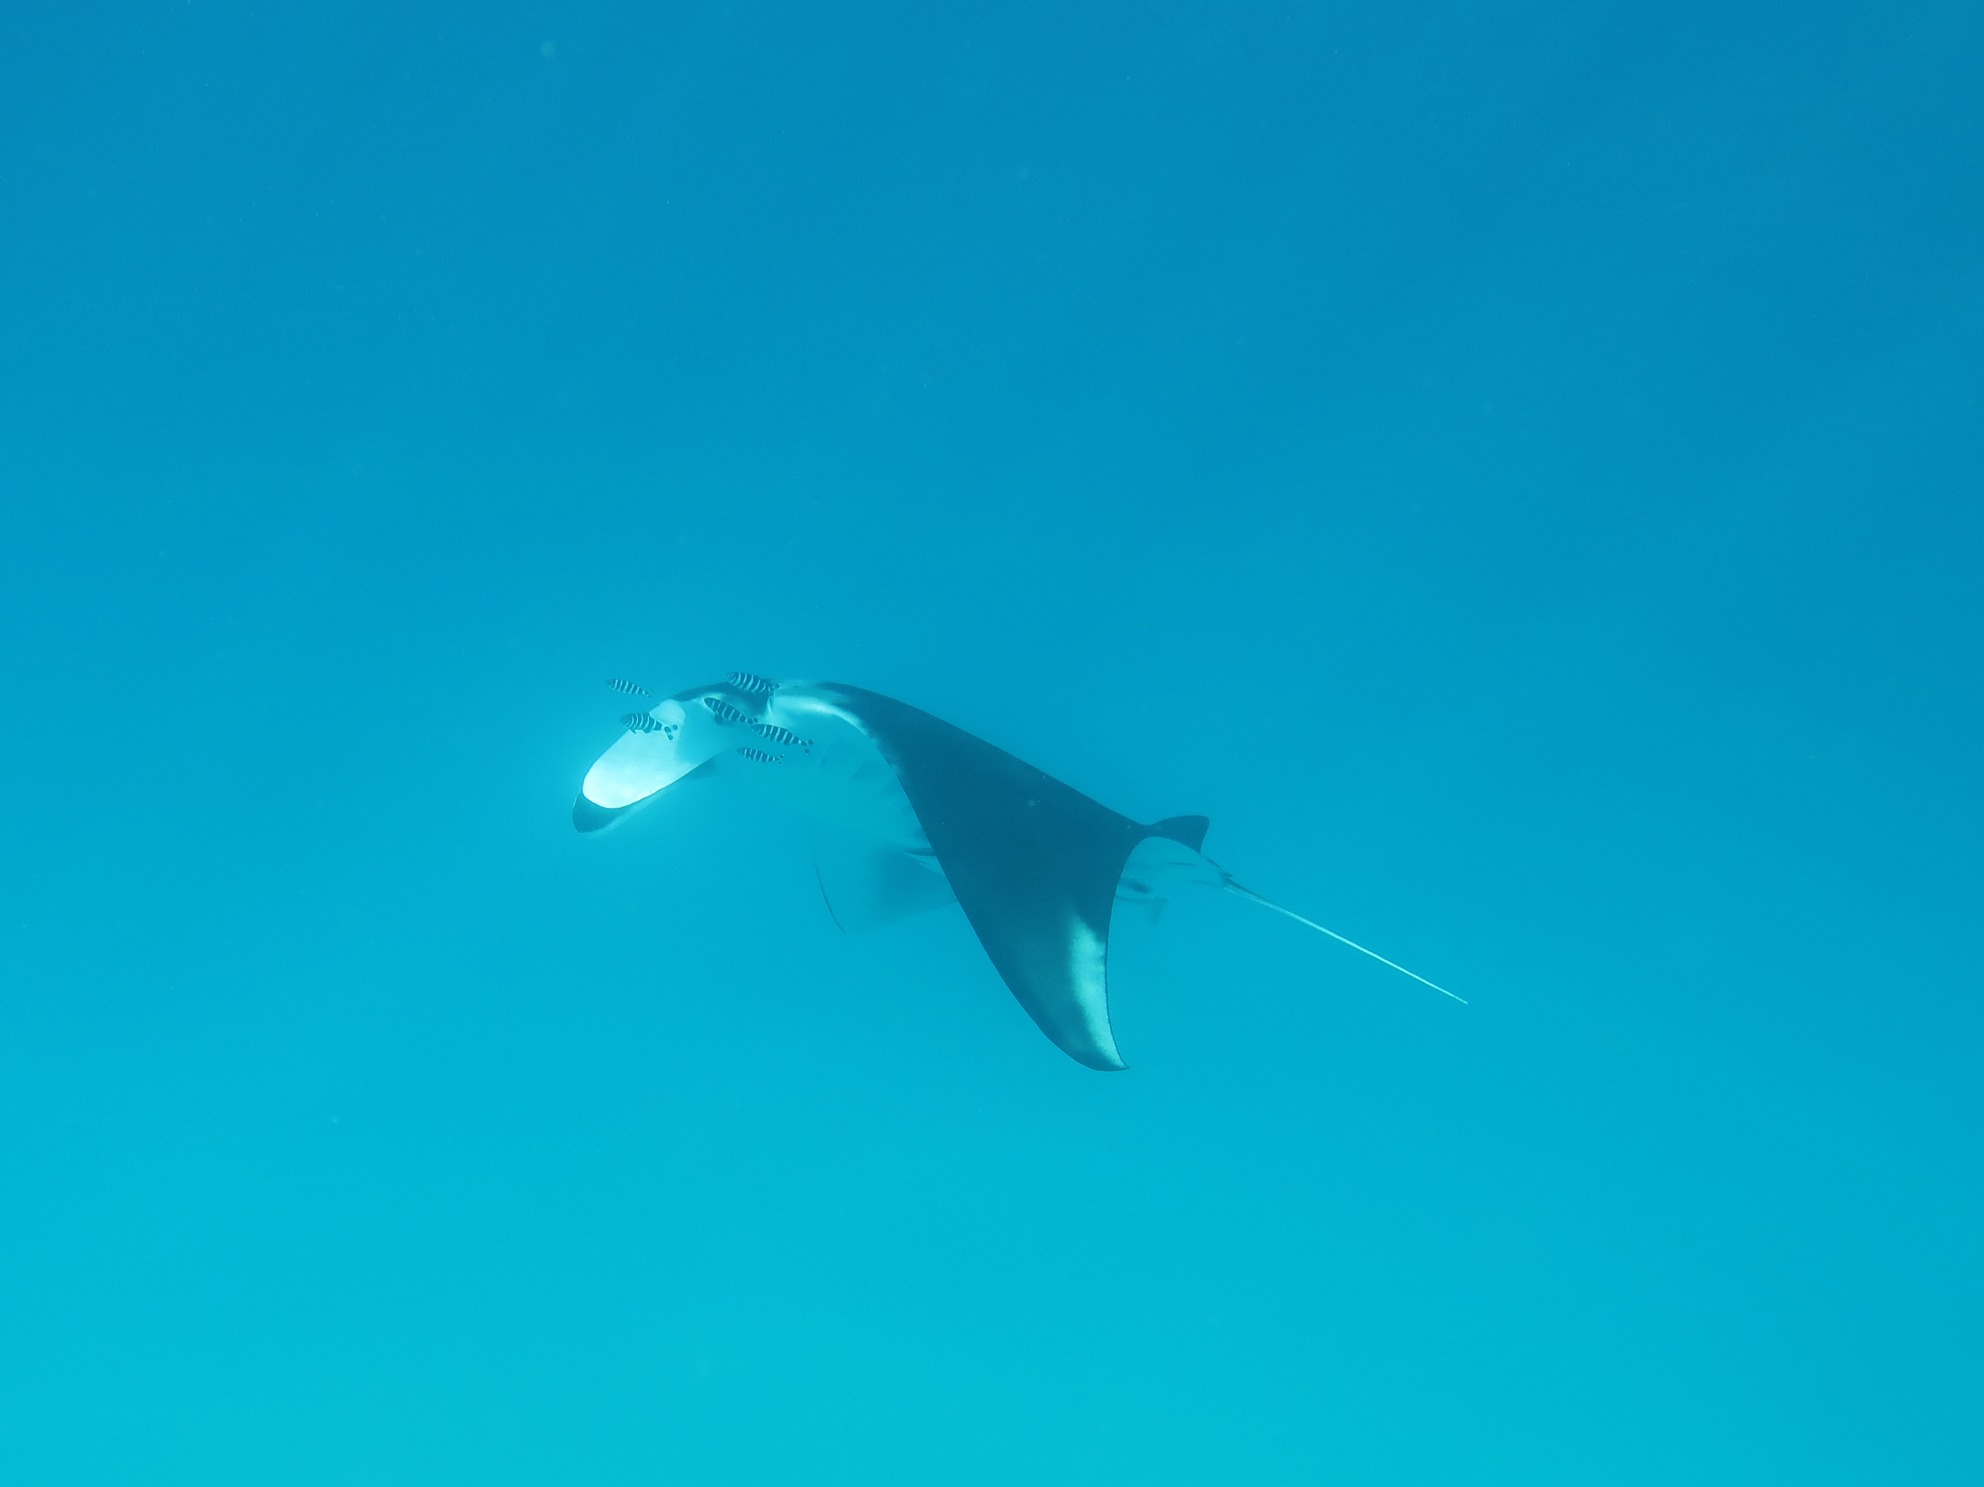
[[2, 2, 1978, 1482]]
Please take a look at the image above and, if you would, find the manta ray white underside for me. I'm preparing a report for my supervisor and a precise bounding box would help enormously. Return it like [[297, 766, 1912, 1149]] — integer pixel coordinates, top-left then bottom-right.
[[575, 675, 1459, 1070]]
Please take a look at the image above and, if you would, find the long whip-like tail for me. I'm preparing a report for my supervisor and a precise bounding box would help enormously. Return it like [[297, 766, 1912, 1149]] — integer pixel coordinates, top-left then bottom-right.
[[1225, 880, 1467, 1005]]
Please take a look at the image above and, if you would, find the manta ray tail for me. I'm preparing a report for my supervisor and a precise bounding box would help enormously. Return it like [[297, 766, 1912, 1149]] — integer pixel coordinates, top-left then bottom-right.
[[1223, 880, 1467, 1005]]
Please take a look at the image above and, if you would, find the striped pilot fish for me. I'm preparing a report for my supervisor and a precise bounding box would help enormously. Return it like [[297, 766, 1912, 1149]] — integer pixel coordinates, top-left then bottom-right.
[[749, 721, 812, 751], [727, 672, 778, 696], [734, 746, 784, 764], [620, 713, 679, 738], [703, 696, 753, 726]]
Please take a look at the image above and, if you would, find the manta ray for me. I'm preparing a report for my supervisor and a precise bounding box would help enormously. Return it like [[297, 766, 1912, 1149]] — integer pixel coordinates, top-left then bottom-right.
[[574, 673, 1460, 1070]]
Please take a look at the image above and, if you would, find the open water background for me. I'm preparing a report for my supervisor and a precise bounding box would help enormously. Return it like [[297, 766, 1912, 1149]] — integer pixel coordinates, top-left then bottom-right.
[[2, 3, 1979, 1482]]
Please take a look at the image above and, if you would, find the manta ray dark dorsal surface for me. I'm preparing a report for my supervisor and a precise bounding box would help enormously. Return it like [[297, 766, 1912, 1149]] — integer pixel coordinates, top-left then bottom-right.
[[817, 683, 1199, 1071]]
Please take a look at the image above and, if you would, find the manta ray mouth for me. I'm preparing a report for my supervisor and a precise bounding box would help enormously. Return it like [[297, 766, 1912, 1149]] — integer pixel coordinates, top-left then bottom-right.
[[572, 795, 629, 833]]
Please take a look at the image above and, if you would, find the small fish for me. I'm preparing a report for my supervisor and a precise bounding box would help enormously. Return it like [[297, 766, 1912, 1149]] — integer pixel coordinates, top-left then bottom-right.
[[703, 696, 751, 725], [749, 722, 811, 750], [735, 746, 783, 764], [727, 671, 778, 696], [620, 714, 678, 738], [606, 678, 653, 698]]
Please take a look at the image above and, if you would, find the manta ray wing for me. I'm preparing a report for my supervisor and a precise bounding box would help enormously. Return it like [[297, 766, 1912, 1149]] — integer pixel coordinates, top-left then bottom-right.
[[809, 826, 958, 933], [816, 684, 1198, 1071]]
